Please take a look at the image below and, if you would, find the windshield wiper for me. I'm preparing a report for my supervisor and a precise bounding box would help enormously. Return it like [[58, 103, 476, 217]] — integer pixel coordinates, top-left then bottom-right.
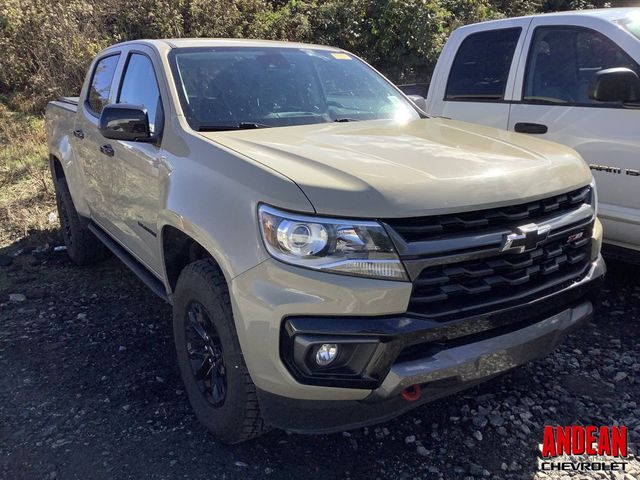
[[197, 122, 273, 132], [334, 118, 360, 123]]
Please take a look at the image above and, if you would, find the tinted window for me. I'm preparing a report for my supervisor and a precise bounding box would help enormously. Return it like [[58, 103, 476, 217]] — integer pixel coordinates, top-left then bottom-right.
[[87, 55, 120, 114], [118, 54, 162, 134], [445, 28, 521, 101], [523, 26, 640, 105]]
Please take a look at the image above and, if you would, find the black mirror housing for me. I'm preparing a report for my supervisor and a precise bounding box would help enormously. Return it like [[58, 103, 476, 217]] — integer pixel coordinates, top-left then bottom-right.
[[588, 67, 640, 103], [99, 104, 152, 141]]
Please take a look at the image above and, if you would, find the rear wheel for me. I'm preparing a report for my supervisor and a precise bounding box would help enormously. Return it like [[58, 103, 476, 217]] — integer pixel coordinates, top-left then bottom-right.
[[172, 259, 268, 444], [54, 177, 107, 265]]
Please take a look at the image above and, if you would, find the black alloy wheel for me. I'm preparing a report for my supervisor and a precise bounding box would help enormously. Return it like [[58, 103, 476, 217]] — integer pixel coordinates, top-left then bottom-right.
[[186, 301, 227, 407]]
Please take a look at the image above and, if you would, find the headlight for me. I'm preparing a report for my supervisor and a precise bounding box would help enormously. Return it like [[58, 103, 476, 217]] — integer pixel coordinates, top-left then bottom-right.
[[258, 204, 408, 280]]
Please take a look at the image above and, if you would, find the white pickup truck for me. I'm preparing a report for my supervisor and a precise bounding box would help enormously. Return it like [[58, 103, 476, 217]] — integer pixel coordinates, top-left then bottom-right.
[[417, 8, 640, 261]]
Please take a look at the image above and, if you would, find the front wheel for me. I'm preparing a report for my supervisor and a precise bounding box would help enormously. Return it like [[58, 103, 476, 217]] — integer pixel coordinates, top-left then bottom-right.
[[172, 259, 268, 444]]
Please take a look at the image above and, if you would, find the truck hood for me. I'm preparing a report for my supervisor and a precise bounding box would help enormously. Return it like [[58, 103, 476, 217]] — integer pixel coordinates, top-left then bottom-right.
[[199, 118, 592, 218]]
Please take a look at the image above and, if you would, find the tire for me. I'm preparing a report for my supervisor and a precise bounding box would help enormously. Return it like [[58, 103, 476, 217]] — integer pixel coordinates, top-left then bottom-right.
[[54, 177, 107, 265], [172, 259, 268, 444]]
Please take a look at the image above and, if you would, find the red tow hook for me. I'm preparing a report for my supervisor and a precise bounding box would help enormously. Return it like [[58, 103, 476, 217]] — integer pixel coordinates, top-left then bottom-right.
[[400, 384, 422, 402]]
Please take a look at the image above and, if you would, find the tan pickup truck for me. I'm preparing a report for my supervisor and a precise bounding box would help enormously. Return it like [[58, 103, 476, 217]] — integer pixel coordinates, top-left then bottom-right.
[[46, 39, 605, 443]]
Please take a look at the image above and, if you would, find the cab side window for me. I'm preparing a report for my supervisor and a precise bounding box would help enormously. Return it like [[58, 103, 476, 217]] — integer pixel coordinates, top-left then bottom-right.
[[445, 28, 521, 101], [87, 54, 120, 115], [118, 53, 162, 134], [523, 26, 640, 105]]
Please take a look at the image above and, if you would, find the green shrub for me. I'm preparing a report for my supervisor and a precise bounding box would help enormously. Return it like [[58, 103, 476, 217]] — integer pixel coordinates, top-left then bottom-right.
[[0, 0, 632, 113], [0, 0, 107, 111]]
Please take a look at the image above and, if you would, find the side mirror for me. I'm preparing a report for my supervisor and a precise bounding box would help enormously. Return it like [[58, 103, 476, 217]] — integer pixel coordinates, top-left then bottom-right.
[[407, 94, 427, 112], [99, 104, 152, 141], [588, 67, 640, 103]]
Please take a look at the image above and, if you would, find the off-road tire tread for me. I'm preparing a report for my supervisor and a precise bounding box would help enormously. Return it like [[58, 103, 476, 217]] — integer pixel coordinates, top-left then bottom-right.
[[54, 177, 106, 265], [177, 259, 269, 443]]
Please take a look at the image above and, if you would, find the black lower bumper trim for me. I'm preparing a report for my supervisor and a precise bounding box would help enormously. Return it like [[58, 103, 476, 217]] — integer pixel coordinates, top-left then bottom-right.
[[280, 268, 603, 389], [256, 375, 500, 434]]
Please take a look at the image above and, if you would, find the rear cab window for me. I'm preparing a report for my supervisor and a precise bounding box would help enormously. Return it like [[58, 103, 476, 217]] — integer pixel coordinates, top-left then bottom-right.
[[445, 28, 522, 101], [86, 54, 120, 116]]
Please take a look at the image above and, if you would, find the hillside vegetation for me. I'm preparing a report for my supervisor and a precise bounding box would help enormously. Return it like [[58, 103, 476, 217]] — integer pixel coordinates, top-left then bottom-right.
[[0, 0, 633, 112], [0, 104, 56, 247], [0, 0, 633, 246]]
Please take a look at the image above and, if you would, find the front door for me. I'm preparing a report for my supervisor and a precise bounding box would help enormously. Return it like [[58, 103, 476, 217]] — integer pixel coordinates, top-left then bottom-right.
[[105, 48, 165, 273]]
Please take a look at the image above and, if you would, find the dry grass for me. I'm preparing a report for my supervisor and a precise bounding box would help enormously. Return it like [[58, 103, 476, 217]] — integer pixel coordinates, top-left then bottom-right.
[[0, 103, 58, 248]]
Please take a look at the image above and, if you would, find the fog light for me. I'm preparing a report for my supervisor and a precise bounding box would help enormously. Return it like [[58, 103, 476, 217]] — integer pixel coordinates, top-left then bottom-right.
[[315, 343, 338, 366]]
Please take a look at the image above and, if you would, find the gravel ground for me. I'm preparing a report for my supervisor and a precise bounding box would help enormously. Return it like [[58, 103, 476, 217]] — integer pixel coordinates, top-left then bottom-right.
[[1, 243, 639, 480]]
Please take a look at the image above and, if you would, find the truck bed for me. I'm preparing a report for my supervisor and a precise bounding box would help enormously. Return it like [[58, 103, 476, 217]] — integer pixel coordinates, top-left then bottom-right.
[[59, 96, 79, 106], [45, 97, 79, 159], [48, 96, 79, 113]]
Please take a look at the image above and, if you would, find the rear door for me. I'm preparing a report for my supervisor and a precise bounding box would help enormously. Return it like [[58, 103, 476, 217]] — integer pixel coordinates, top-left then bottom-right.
[[73, 52, 122, 229], [426, 18, 532, 128], [508, 16, 640, 251]]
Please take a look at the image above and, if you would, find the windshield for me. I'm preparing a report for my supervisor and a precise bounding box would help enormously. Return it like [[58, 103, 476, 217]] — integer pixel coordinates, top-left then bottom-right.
[[169, 47, 420, 131], [618, 12, 640, 40]]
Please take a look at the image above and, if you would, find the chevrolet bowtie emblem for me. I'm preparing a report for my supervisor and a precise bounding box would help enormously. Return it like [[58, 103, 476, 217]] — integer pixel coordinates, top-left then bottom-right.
[[500, 223, 551, 253]]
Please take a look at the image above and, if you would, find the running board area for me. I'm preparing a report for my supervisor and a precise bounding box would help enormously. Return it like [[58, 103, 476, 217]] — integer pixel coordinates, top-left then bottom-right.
[[88, 222, 169, 303]]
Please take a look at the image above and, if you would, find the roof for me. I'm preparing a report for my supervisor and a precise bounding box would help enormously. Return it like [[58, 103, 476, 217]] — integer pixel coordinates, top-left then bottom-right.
[[463, 7, 639, 28], [536, 7, 639, 21], [108, 38, 342, 52]]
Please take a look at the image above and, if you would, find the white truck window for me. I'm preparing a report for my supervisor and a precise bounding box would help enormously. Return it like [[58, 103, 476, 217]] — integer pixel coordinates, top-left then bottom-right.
[[118, 53, 162, 134], [445, 28, 521, 101], [523, 26, 640, 105], [618, 12, 640, 40], [87, 54, 120, 115]]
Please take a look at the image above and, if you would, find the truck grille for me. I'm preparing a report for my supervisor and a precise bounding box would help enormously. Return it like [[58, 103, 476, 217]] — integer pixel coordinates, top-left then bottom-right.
[[385, 186, 591, 243], [383, 186, 595, 322], [408, 229, 592, 321]]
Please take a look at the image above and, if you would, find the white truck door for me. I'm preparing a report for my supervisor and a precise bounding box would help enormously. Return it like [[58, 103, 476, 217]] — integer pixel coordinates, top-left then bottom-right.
[[426, 18, 532, 128], [508, 15, 640, 253]]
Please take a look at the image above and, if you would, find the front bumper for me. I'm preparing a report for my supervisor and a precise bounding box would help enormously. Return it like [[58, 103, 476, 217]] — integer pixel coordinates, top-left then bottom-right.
[[280, 256, 604, 392], [258, 297, 598, 434], [372, 301, 592, 400], [255, 256, 604, 433]]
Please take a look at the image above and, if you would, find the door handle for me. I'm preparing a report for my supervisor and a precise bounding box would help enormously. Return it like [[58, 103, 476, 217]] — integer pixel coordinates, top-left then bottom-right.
[[73, 129, 85, 139], [100, 144, 115, 157], [514, 122, 548, 134]]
